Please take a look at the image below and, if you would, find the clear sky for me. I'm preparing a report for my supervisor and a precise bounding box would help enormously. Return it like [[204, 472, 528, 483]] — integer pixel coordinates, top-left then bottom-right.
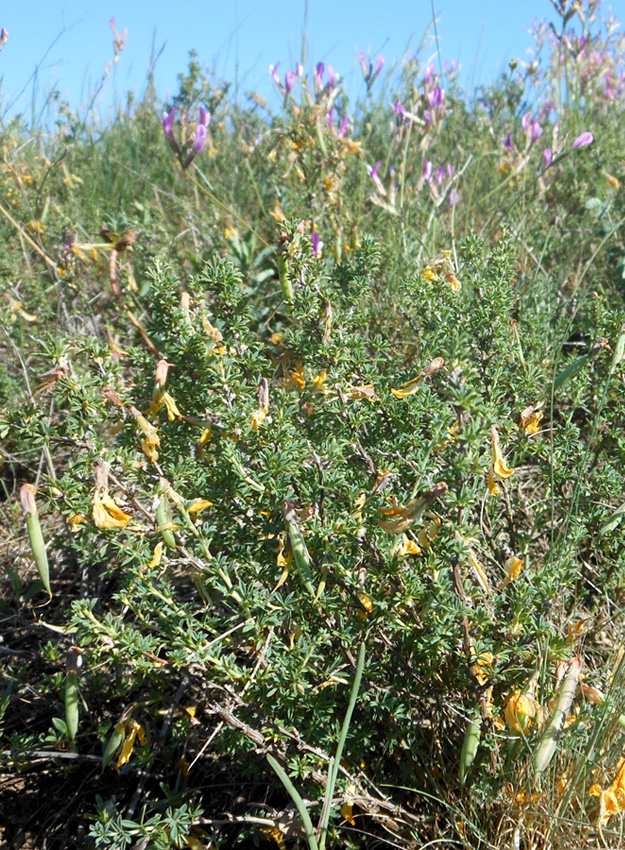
[[2, 0, 624, 121]]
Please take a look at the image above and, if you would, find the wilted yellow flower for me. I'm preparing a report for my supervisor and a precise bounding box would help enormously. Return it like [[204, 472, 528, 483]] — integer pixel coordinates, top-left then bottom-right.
[[590, 759, 625, 827], [116, 718, 147, 770], [422, 251, 461, 291], [378, 483, 448, 534], [132, 408, 160, 462], [394, 534, 422, 557], [504, 690, 538, 732], [489, 425, 514, 495], [520, 404, 543, 435], [416, 514, 441, 549], [92, 490, 133, 529], [260, 827, 287, 850], [606, 172, 620, 189], [475, 652, 494, 686], [67, 514, 86, 533], [345, 383, 376, 401], [250, 408, 266, 430], [269, 200, 286, 222], [498, 554, 524, 590], [150, 390, 181, 421]]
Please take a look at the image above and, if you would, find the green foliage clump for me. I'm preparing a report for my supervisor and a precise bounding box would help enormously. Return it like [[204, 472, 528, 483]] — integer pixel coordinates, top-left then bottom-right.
[[3, 2, 625, 848]]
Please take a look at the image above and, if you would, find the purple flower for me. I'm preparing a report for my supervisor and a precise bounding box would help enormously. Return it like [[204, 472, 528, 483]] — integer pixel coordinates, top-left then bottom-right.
[[311, 232, 321, 257], [314, 62, 324, 92], [161, 107, 181, 155], [425, 65, 435, 86], [448, 188, 461, 207], [572, 131, 594, 149], [422, 158, 433, 183], [296, 62, 304, 77], [326, 107, 335, 127], [436, 166, 446, 186], [162, 107, 176, 141], [285, 70, 297, 94], [368, 160, 386, 195], [522, 112, 532, 131], [529, 119, 542, 142], [327, 65, 338, 88], [427, 87, 444, 108], [269, 62, 281, 86], [193, 124, 207, 154], [198, 107, 210, 128], [424, 110, 432, 127], [543, 148, 552, 168], [504, 131, 514, 151], [394, 99, 408, 117], [0, 27, 8, 51], [338, 115, 349, 138], [376, 55, 385, 76], [359, 51, 367, 77]]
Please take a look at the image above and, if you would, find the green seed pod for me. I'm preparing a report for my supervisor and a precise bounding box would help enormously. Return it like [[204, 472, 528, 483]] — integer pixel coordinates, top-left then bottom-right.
[[65, 647, 82, 743], [533, 656, 581, 786], [277, 252, 293, 303], [459, 711, 481, 786], [19, 484, 51, 597], [552, 352, 593, 391], [65, 672, 79, 742], [610, 325, 625, 372], [283, 500, 316, 598], [315, 118, 327, 157], [102, 724, 124, 770], [156, 493, 176, 551]]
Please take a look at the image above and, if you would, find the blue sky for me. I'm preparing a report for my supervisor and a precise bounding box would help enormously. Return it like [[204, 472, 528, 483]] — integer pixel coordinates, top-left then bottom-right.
[[2, 0, 624, 121]]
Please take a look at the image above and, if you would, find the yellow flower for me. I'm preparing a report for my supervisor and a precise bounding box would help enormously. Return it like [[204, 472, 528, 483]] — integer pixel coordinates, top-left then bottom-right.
[[132, 408, 160, 462], [498, 554, 524, 590], [390, 377, 423, 398], [150, 390, 181, 421], [288, 362, 306, 391], [394, 534, 422, 557], [590, 759, 625, 827], [422, 266, 437, 281], [311, 369, 329, 394], [187, 499, 212, 513], [250, 409, 266, 430], [520, 404, 543, 435], [606, 172, 620, 189], [148, 542, 163, 568], [504, 690, 537, 732], [416, 514, 441, 549], [67, 514, 86, 533], [489, 425, 514, 495], [92, 490, 132, 529], [340, 802, 356, 825], [116, 718, 147, 770], [356, 592, 373, 619], [269, 201, 286, 222]]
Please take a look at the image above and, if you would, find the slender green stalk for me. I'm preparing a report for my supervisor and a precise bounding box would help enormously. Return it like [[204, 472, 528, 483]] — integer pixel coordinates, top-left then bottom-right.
[[266, 754, 319, 850], [318, 640, 366, 850]]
